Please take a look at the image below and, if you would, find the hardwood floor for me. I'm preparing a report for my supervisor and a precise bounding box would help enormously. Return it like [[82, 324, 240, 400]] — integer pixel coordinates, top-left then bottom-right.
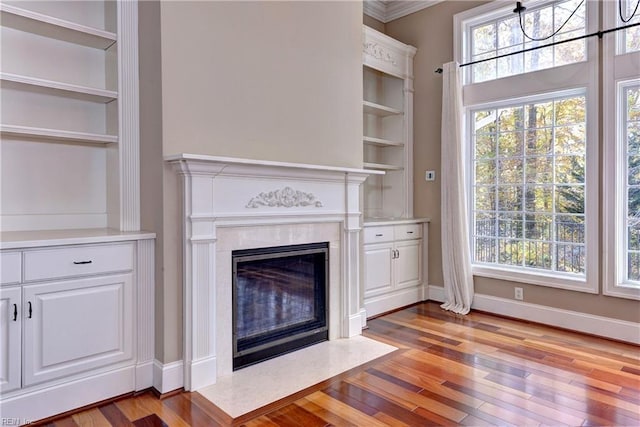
[[38, 302, 639, 426]]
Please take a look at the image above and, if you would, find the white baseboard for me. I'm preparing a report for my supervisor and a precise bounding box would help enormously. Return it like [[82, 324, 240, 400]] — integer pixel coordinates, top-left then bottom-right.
[[1, 366, 135, 423], [347, 313, 364, 337], [152, 360, 184, 394], [428, 285, 640, 344], [188, 356, 217, 391], [135, 361, 154, 391], [426, 284, 444, 302], [365, 287, 423, 318], [359, 308, 368, 329]]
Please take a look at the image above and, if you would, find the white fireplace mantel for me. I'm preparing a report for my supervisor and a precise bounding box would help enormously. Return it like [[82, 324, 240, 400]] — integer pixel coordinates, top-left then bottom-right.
[[167, 154, 381, 391]]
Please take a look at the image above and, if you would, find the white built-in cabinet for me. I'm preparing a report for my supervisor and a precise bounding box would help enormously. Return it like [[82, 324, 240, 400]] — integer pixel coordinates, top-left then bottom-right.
[[0, 234, 154, 423], [21, 243, 134, 387], [361, 27, 428, 318], [0, 1, 153, 423], [363, 221, 428, 318]]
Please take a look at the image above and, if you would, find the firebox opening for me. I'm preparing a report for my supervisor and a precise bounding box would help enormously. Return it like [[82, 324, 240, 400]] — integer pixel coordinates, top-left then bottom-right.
[[232, 242, 329, 370]]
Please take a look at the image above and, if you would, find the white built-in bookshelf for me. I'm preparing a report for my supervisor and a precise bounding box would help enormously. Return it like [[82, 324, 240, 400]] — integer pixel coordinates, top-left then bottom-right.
[[0, 0, 139, 233], [362, 25, 416, 220]]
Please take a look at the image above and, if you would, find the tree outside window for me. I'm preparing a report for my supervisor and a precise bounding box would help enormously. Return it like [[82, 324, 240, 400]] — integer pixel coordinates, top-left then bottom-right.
[[472, 95, 586, 275]]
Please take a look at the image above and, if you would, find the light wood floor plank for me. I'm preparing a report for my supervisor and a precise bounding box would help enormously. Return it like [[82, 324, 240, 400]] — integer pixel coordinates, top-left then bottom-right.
[[348, 371, 468, 422], [379, 359, 485, 409], [134, 394, 191, 427], [477, 401, 543, 427], [526, 372, 640, 414], [305, 391, 389, 427], [114, 398, 153, 422], [372, 411, 412, 427], [296, 396, 358, 427], [71, 408, 112, 427]]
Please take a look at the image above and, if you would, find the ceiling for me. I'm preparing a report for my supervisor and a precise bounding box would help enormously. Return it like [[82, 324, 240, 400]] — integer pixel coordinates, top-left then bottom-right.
[[363, 0, 444, 23]]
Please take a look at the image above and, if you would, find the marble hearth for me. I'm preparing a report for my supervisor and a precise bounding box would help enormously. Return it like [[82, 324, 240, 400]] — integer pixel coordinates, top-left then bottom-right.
[[167, 154, 381, 391]]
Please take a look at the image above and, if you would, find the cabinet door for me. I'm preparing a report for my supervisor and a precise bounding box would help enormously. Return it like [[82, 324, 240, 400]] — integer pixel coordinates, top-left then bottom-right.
[[363, 243, 394, 297], [0, 287, 21, 393], [23, 274, 133, 387], [395, 239, 422, 289]]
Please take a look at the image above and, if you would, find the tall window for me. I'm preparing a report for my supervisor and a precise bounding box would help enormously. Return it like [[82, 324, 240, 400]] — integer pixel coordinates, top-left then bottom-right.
[[456, 0, 598, 291], [472, 93, 586, 275], [603, 0, 640, 300]]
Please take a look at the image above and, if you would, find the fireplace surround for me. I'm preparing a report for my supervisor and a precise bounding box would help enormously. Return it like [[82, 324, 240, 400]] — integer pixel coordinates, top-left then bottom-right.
[[167, 154, 379, 390]]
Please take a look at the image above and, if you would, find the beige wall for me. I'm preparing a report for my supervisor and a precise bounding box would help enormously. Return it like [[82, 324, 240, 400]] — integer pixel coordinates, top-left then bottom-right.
[[160, 1, 363, 168], [364, 14, 385, 32], [142, 1, 364, 363], [138, 0, 166, 361], [386, 1, 640, 323]]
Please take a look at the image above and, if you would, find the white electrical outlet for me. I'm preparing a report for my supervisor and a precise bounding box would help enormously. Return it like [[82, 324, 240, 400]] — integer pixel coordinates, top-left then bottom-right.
[[425, 170, 436, 181], [514, 287, 524, 300]]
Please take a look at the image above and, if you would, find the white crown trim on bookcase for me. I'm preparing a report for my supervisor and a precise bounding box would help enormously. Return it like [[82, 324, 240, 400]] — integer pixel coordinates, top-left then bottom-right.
[[364, 0, 444, 24], [363, 41, 398, 66]]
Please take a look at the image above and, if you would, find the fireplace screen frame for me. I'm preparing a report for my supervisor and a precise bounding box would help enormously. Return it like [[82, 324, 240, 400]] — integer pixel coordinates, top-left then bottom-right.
[[231, 242, 329, 370]]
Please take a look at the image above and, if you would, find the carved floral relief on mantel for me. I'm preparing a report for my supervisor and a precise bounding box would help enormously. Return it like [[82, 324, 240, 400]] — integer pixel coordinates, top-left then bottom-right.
[[246, 186, 324, 208], [363, 42, 397, 66]]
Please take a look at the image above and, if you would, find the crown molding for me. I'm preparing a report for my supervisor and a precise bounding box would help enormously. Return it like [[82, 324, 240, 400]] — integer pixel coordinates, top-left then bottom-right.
[[364, 0, 444, 23], [363, 0, 387, 22], [386, 0, 445, 22]]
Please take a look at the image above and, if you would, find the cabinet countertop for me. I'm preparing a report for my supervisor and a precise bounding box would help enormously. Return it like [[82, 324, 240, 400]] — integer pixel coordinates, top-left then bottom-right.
[[1, 228, 156, 250], [364, 218, 430, 227]]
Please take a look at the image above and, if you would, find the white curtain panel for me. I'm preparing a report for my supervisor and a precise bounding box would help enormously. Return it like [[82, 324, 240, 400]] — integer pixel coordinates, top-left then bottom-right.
[[440, 61, 474, 315]]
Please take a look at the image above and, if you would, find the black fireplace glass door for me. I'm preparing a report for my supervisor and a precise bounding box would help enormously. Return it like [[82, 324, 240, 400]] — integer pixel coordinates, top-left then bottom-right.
[[232, 242, 328, 369]]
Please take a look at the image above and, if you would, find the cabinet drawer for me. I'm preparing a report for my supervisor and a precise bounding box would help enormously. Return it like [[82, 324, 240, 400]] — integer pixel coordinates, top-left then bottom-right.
[[24, 243, 134, 282], [363, 226, 394, 244], [1, 252, 22, 285], [394, 224, 422, 240]]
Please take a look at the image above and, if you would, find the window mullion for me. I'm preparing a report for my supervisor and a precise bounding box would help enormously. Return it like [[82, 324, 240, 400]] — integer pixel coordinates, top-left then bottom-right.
[[522, 126, 527, 270], [496, 19, 500, 80], [551, 3, 556, 67], [551, 101, 558, 273], [624, 87, 629, 282], [494, 126, 499, 263]]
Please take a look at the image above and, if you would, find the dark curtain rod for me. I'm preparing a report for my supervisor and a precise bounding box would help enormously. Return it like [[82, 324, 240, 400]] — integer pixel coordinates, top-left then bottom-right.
[[434, 21, 640, 74]]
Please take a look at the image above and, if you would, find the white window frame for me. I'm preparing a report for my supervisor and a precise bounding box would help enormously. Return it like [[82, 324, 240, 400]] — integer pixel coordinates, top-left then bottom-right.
[[456, 0, 591, 86], [616, 0, 640, 55], [456, 0, 594, 84], [456, 0, 599, 293], [603, 0, 640, 300]]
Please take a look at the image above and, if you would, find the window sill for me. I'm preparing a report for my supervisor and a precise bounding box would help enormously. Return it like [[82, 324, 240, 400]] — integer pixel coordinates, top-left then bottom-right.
[[472, 264, 598, 294], [603, 282, 640, 300]]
